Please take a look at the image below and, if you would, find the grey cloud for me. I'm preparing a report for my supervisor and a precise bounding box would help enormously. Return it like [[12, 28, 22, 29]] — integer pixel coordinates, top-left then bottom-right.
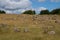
[[0, 0, 32, 14]]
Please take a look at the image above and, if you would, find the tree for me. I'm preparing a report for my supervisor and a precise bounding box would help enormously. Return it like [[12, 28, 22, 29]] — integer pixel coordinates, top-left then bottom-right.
[[50, 8, 60, 14], [22, 10, 36, 15], [40, 10, 50, 15], [0, 10, 6, 14]]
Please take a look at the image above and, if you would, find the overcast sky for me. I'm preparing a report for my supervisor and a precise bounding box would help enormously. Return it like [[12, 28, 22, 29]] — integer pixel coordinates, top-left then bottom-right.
[[0, 0, 60, 14]]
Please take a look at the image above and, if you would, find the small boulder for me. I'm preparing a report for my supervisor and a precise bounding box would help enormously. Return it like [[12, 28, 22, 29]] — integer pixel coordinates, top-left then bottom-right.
[[14, 27, 20, 32], [48, 31, 55, 35], [24, 28, 29, 32]]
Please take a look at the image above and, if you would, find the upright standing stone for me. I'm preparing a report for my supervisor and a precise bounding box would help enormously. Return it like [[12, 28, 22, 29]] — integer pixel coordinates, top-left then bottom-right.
[[24, 28, 29, 32], [14, 27, 20, 32]]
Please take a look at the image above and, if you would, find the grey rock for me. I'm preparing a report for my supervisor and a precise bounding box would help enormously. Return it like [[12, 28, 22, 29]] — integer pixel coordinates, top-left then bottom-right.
[[14, 27, 20, 32], [24, 28, 29, 32], [48, 31, 55, 35]]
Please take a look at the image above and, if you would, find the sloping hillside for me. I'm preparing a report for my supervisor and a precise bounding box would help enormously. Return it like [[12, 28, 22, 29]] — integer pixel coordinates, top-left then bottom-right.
[[0, 14, 60, 40]]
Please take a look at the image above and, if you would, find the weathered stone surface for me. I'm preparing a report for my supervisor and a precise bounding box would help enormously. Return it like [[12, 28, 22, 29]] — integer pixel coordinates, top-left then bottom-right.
[[13, 27, 20, 32], [24, 28, 29, 32], [48, 31, 56, 35]]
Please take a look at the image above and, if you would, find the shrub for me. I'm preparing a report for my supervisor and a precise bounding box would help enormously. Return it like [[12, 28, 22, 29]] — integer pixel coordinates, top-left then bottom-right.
[[50, 8, 60, 14], [22, 10, 36, 15], [0, 10, 6, 14], [40, 10, 50, 15]]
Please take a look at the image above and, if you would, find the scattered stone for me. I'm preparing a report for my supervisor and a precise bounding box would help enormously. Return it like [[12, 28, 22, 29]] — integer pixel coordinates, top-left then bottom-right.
[[42, 26, 55, 35], [32, 15, 37, 21], [55, 20, 58, 23], [13, 27, 20, 32], [43, 29, 48, 34], [52, 17, 56, 20], [48, 31, 55, 35], [24, 28, 29, 32], [42, 27, 48, 34], [54, 20, 60, 24]]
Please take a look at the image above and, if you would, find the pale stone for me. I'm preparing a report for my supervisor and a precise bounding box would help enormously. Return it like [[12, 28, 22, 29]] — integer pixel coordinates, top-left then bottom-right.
[[14, 27, 20, 32], [24, 28, 29, 32], [48, 31, 55, 35]]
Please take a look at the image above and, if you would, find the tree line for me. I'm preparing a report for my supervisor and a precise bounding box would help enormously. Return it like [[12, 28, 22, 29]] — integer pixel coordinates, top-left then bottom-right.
[[22, 8, 60, 15], [0, 10, 6, 14], [0, 8, 60, 15]]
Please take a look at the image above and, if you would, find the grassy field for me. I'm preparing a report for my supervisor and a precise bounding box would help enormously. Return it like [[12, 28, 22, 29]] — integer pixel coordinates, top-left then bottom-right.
[[0, 14, 60, 40]]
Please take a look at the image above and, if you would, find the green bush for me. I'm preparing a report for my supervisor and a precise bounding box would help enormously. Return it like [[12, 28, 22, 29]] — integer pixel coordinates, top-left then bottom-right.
[[40, 10, 50, 15], [50, 8, 60, 14], [22, 10, 36, 15], [0, 10, 6, 14]]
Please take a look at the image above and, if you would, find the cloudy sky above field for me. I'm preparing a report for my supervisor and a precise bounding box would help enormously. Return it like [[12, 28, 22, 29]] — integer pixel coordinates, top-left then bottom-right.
[[0, 0, 60, 14]]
